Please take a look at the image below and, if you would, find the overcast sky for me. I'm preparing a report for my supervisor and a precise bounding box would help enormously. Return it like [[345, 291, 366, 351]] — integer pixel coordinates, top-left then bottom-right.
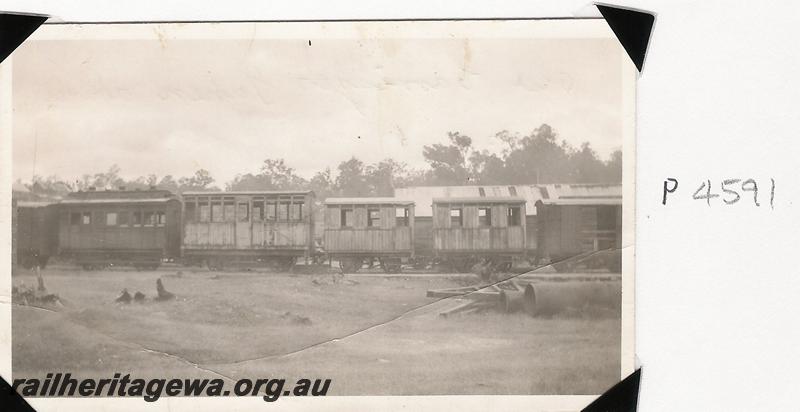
[[12, 36, 623, 185]]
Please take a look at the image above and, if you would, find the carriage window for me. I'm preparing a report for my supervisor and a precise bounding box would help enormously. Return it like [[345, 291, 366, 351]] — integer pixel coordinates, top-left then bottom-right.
[[105, 212, 118, 226], [450, 208, 462, 227], [156, 212, 166, 226], [199, 198, 211, 222], [118, 211, 129, 226], [265, 201, 277, 221], [396, 207, 409, 226], [211, 199, 223, 222], [290, 203, 302, 220], [507, 206, 521, 226], [278, 201, 290, 221], [144, 212, 156, 226], [367, 209, 380, 227], [133, 211, 142, 226], [478, 207, 492, 227], [185, 202, 196, 223], [341, 208, 353, 227], [199, 203, 211, 222], [70, 212, 81, 225], [252, 198, 264, 221], [223, 199, 235, 222], [508, 186, 517, 196], [478, 187, 486, 197], [237, 203, 249, 222], [82, 212, 92, 225]]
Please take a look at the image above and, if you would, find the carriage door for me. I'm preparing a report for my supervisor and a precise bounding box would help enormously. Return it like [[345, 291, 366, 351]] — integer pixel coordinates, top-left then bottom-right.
[[235, 200, 252, 248]]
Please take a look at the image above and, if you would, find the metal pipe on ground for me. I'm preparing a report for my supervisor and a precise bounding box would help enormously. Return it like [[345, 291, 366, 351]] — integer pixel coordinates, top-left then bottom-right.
[[522, 281, 621, 317], [499, 290, 525, 313]]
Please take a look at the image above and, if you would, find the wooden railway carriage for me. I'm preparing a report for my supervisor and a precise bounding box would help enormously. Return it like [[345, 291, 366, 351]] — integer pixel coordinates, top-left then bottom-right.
[[431, 197, 527, 272], [57, 189, 182, 269], [15, 201, 59, 269], [394, 185, 544, 266], [181, 191, 315, 270], [323, 198, 415, 273]]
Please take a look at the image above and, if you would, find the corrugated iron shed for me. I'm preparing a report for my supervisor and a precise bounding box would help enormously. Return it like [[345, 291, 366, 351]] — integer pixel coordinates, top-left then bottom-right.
[[537, 184, 622, 205], [395, 183, 622, 216], [325, 197, 414, 206], [394, 185, 545, 217]]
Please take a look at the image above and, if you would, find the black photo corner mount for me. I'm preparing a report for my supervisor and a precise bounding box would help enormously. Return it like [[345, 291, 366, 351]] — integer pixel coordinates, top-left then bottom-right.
[[582, 368, 642, 412], [596, 4, 654, 72], [0, 375, 36, 412], [0, 12, 49, 64]]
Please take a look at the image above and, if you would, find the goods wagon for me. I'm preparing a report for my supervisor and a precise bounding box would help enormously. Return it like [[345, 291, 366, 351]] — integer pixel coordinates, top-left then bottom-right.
[[57, 189, 182, 269], [432, 197, 527, 272], [535, 197, 622, 272], [181, 191, 315, 270], [15, 201, 59, 269], [323, 198, 414, 273]]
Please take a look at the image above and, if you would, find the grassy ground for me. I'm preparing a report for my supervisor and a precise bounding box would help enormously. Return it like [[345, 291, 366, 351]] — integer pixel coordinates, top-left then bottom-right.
[[12, 266, 620, 395]]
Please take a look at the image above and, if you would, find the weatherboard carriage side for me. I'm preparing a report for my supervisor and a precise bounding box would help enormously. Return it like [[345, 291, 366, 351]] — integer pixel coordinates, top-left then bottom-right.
[[322, 198, 415, 273], [431, 196, 527, 273], [181, 190, 315, 271]]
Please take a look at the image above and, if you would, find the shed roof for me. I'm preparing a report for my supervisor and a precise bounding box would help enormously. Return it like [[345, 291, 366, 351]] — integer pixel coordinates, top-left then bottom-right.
[[394, 185, 545, 217], [394, 183, 622, 216], [325, 197, 414, 206], [432, 196, 526, 204], [537, 184, 622, 206]]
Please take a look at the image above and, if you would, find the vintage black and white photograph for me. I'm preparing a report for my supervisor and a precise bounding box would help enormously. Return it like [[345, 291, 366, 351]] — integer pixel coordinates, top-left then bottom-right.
[[6, 19, 635, 405]]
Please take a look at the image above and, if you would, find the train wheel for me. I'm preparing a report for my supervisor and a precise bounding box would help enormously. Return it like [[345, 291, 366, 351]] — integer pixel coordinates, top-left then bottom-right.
[[452, 258, 475, 274], [411, 258, 428, 270], [206, 258, 224, 272], [277, 257, 297, 272], [380, 258, 402, 274], [493, 261, 512, 273], [339, 258, 362, 274]]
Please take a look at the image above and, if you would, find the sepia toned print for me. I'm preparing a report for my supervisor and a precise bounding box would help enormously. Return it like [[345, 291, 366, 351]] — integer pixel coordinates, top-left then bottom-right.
[[4, 19, 635, 408]]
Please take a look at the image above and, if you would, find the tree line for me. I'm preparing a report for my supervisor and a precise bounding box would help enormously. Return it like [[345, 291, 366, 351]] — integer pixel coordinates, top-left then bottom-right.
[[19, 124, 621, 201]]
